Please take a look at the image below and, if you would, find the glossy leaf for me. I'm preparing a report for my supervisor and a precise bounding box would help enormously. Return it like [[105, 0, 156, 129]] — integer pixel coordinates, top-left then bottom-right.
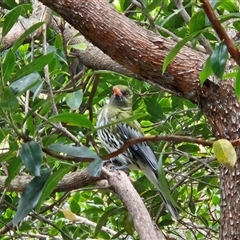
[[0, 88, 19, 110], [49, 112, 94, 129], [158, 153, 179, 209], [162, 32, 200, 74], [210, 42, 228, 79], [233, 20, 240, 32], [48, 144, 98, 159], [140, 0, 161, 20], [2, 50, 15, 84], [213, 139, 237, 169], [199, 57, 213, 85], [11, 52, 54, 82], [87, 157, 103, 177], [12, 22, 45, 52], [2, 5, 22, 37], [66, 89, 83, 110], [12, 170, 50, 227], [189, 11, 206, 33], [48, 144, 103, 177], [10, 72, 41, 95], [96, 113, 147, 132], [19, 141, 43, 176], [35, 166, 71, 212], [23, 99, 49, 123]]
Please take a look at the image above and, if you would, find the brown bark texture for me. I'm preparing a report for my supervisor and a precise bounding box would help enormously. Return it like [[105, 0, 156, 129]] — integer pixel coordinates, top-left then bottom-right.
[[37, 0, 240, 238]]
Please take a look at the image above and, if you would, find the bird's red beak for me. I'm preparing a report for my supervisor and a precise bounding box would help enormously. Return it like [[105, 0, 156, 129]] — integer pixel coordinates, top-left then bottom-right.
[[113, 87, 122, 97]]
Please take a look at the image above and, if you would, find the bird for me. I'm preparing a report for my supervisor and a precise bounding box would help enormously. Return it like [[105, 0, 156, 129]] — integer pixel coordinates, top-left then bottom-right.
[[96, 85, 179, 220]]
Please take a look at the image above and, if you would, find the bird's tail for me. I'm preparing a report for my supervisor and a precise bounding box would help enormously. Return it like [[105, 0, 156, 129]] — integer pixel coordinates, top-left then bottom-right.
[[142, 167, 180, 220], [158, 189, 180, 220]]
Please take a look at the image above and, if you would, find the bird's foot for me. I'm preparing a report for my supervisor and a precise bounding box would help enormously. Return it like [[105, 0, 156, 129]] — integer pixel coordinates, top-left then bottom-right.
[[103, 159, 129, 175]]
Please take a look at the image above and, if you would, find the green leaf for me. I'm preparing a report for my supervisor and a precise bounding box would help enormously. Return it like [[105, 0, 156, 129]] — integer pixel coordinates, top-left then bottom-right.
[[11, 52, 54, 82], [2, 5, 22, 37], [199, 57, 213, 85], [95, 113, 147, 132], [215, 1, 238, 13], [35, 166, 71, 212], [4, 0, 18, 8], [233, 21, 240, 32], [12, 22, 45, 52], [158, 152, 179, 210], [5, 157, 22, 187], [189, 11, 206, 33], [49, 112, 93, 129], [162, 31, 200, 74], [42, 134, 58, 147], [2, 50, 15, 84], [23, 99, 49, 124], [66, 89, 83, 110], [0, 88, 19, 110], [234, 69, 240, 98], [10, 72, 41, 95], [12, 170, 50, 227], [48, 144, 103, 177], [48, 144, 98, 159], [94, 207, 122, 237], [213, 139, 237, 169], [32, 80, 43, 101], [87, 157, 103, 177], [69, 43, 87, 51], [19, 141, 43, 176], [210, 42, 228, 79], [140, 0, 161, 20]]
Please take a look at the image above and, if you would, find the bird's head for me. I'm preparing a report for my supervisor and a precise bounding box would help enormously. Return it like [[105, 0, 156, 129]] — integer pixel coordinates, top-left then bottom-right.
[[109, 85, 132, 110]]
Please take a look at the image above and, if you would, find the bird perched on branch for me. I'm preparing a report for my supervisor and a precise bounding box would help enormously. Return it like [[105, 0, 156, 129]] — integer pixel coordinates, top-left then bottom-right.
[[96, 85, 179, 220]]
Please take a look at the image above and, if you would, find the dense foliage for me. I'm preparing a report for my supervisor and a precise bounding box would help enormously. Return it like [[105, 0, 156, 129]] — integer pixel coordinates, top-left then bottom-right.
[[0, 0, 239, 239]]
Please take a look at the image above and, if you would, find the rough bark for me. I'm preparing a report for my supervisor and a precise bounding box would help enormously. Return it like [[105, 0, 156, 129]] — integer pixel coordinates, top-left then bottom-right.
[[39, 0, 206, 102], [101, 167, 165, 240], [17, 0, 240, 238]]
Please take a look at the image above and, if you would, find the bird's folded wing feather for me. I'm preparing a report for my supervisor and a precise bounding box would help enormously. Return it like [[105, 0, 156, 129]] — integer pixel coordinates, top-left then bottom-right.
[[117, 122, 158, 172]]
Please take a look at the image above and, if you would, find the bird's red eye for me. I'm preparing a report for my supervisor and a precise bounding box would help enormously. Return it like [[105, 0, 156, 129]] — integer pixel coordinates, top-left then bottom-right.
[[124, 91, 129, 96]]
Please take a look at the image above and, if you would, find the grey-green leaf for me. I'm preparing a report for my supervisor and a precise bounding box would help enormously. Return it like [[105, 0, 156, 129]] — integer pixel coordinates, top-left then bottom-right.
[[66, 89, 83, 110], [48, 144, 98, 159], [12, 170, 50, 227], [19, 141, 43, 176], [49, 112, 93, 129], [10, 72, 41, 95], [48, 144, 103, 177], [0, 88, 19, 110]]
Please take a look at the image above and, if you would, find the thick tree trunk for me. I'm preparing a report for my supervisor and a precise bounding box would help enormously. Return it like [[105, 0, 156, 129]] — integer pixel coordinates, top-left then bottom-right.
[[39, 0, 240, 238]]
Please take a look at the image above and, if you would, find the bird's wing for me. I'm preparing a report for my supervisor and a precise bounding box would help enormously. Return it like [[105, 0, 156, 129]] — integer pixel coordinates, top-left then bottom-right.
[[117, 122, 158, 172]]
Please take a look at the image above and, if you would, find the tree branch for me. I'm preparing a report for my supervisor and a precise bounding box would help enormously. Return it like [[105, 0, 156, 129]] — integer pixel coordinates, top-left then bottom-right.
[[200, 0, 240, 65], [101, 135, 214, 160], [101, 167, 166, 240], [38, 0, 206, 102]]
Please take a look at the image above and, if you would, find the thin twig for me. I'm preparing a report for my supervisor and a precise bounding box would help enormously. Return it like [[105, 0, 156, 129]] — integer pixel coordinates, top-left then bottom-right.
[[101, 135, 214, 160], [200, 0, 240, 65]]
